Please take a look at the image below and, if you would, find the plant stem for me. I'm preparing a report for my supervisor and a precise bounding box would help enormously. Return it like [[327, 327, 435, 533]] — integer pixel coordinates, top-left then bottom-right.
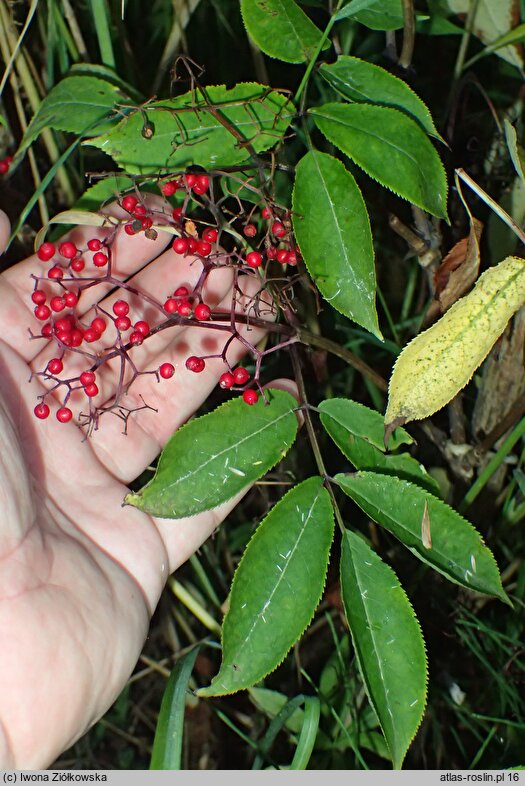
[[456, 168, 525, 246], [294, 0, 344, 106], [168, 578, 221, 635], [399, 0, 415, 69]]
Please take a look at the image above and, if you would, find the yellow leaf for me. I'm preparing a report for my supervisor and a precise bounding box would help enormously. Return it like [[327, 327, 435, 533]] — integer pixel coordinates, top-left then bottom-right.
[[385, 256, 525, 428]]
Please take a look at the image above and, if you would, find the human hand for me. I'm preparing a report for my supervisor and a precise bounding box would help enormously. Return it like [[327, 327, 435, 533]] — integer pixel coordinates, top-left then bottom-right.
[[0, 203, 270, 768]]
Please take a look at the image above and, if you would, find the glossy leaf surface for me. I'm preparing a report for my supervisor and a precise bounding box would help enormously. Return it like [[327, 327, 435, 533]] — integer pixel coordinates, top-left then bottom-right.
[[241, 0, 328, 63]]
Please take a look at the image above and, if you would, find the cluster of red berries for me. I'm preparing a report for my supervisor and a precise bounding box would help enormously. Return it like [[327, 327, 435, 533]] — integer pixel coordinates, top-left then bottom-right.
[[0, 155, 13, 175]]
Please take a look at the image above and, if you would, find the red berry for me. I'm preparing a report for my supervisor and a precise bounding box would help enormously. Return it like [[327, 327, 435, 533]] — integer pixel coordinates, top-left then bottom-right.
[[83, 328, 100, 343], [202, 227, 218, 243], [56, 330, 70, 345], [35, 305, 51, 320], [34, 402, 50, 420], [133, 205, 147, 219], [185, 173, 197, 189], [31, 290, 46, 305], [196, 240, 212, 257], [41, 323, 53, 338], [48, 266, 64, 280], [159, 362, 175, 379], [172, 207, 183, 222], [271, 221, 286, 238], [64, 291, 78, 308], [244, 224, 257, 238], [56, 407, 73, 423], [50, 296, 66, 312], [187, 237, 198, 253], [80, 371, 96, 386], [84, 383, 99, 397], [174, 286, 189, 297], [47, 358, 63, 375], [37, 242, 55, 262], [87, 238, 102, 252], [164, 298, 179, 314], [115, 315, 131, 331], [161, 180, 178, 196], [134, 320, 150, 337], [266, 246, 277, 260], [122, 195, 138, 212], [178, 300, 192, 317], [113, 300, 130, 317], [219, 371, 235, 389], [91, 317, 107, 334], [0, 159, 9, 175], [71, 257, 85, 272], [172, 237, 189, 254], [196, 174, 210, 193], [55, 316, 73, 333], [185, 356, 205, 373], [246, 251, 263, 269], [243, 389, 259, 405], [92, 251, 108, 267], [194, 303, 211, 321], [233, 367, 250, 385], [261, 207, 272, 220], [59, 241, 77, 259], [129, 330, 143, 345], [69, 329, 84, 347], [287, 251, 298, 266], [276, 249, 290, 264], [141, 217, 153, 230], [124, 223, 136, 236]]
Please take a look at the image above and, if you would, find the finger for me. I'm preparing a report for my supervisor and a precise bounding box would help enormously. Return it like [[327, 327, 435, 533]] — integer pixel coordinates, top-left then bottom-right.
[[0, 210, 10, 254]]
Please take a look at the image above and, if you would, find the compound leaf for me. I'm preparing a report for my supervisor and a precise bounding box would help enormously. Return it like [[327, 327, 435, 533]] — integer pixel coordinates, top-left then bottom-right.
[[385, 256, 525, 428], [311, 103, 448, 219], [86, 83, 294, 173], [125, 389, 298, 518], [198, 477, 335, 695], [341, 530, 427, 769], [336, 472, 508, 601], [241, 0, 329, 63], [319, 56, 440, 139], [292, 150, 381, 338]]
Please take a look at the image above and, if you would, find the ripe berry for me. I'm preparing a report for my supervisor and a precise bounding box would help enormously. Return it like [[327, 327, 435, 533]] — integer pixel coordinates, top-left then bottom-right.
[[134, 320, 150, 337], [34, 304, 51, 320], [196, 240, 212, 257], [141, 217, 153, 230], [115, 315, 131, 331], [271, 221, 286, 238], [174, 286, 189, 297], [91, 317, 107, 334], [276, 249, 290, 264], [31, 290, 47, 305], [122, 195, 138, 212], [56, 407, 73, 423], [185, 356, 205, 373], [37, 242, 55, 262], [84, 383, 99, 397], [161, 180, 178, 196], [266, 246, 277, 260], [129, 330, 143, 345], [164, 298, 179, 314], [47, 358, 63, 375], [185, 173, 197, 189], [34, 402, 50, 419], [194, 303, 211, 321], [133, 205, 147, 218], [69, 329, 84, 347], [124, 223, 136, 236], [64, 291, 78, 308], [244, 224, 257, 238], [233, 366, 250, 385], [202, 227, 218, 243], [243, 389, 259, 405], [173, 237, 189, 254], [195, 174, 210, 194], [55, 316, 73, 333], [83, 328, 100, 343], [71, 257, 85, 272], [172, 207, 183, 222], [92, 251, 108, 267], [113, 300, 130, 317], [59, 241, 77, 259], [261, 207, 272, 220], [187, 237, 198, 253], [246, 251, 262, 269], [219, 371, 235, 389], [159, 362, 175, 379], [0, 157, 12, 175], [41, 323, 53, 338], [87, 238, 102, 252], [178, 300, 192, 317], [50, 296, 66, 312], [80, 371, 96, 386], [287, 251, 298, 266], [48, 266, 64, 280]]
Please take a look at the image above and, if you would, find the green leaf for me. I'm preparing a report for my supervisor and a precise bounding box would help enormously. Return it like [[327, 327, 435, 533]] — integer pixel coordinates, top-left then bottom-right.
[[150, 647, 199, 769], [504, 119, 525, 184], [319, 399, 439, 494], [197, 477, 335, 695], [336, 0, 403, 29], [292, 150, 381, 338], [86, 83, 293, 174], [311, 103, 448, 219], [125, 389, 298, 518], [319, 56, 441, 139], [16, 76, 122, 160], [340, 530, 427, 769], [290, 697, 321, 769], [74, 175, 136, 212], [240, 0, 329, 63], [336, 472, 508, 601]]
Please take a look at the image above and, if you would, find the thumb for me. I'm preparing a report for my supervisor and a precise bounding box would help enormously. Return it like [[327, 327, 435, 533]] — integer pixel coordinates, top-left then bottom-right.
[[0, 210, 11, 255]]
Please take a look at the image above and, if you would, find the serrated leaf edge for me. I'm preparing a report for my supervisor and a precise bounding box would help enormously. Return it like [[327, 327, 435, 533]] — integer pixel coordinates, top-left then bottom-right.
[[318, 397, 413, 452]]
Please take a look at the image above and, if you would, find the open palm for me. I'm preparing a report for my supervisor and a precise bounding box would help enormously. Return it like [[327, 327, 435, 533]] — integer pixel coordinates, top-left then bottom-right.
[[0, 205, 267, 767]]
